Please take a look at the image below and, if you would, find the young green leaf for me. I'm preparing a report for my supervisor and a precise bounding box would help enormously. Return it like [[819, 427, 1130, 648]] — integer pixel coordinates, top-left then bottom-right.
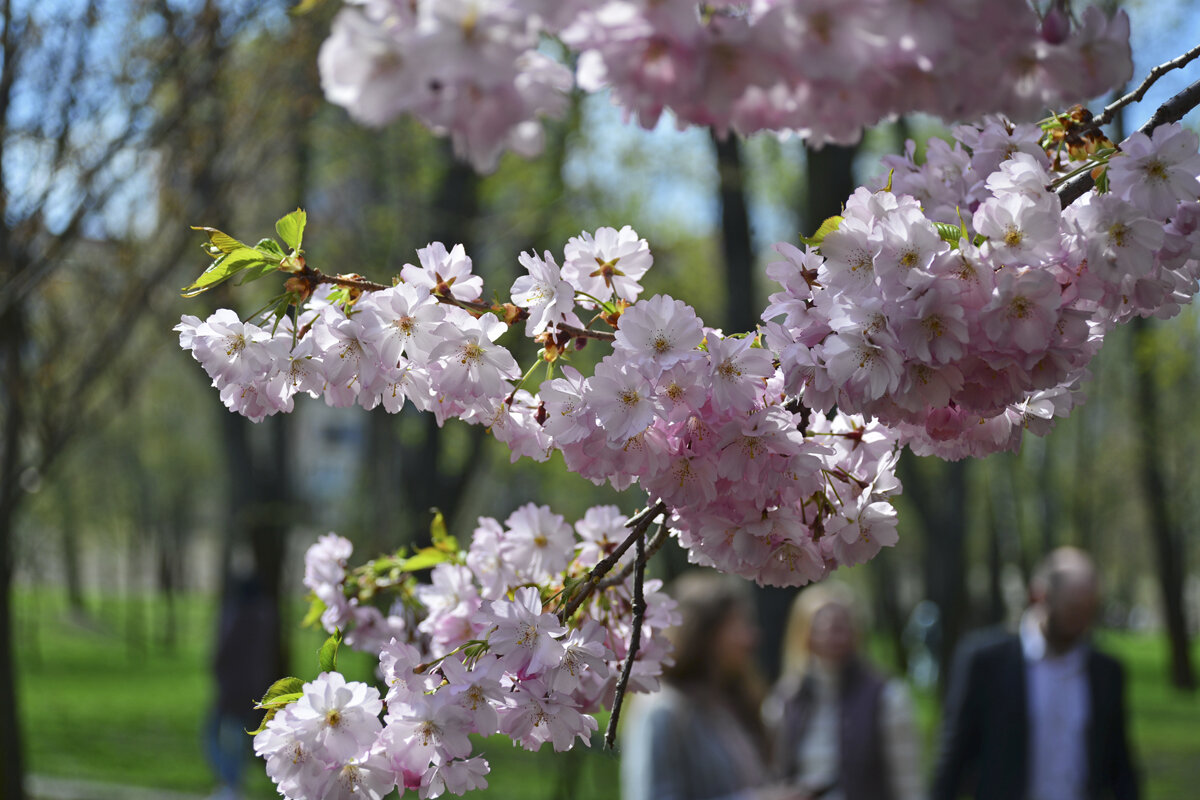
[[318, 629, 343, 673], [248, 707, 279, 736], [275, 208, 307, 252], [799, 215, 844, 248], [400, 546, 452, 572], [933, 222, 966, 245], [191, 226, 246, 255], [255, 238, 287, 259], [260, 676, 306, 705], [181, 248, 275, 298], [301, 595, 328, 629]]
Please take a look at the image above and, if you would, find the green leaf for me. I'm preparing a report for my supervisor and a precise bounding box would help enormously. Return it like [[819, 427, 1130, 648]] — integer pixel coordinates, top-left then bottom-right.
[[318, 629, 343, 673], [276, 209, 307, 251], [255, 238, 287, 259], [248, 707, 279, 736], [933, 222, 965, 245], [400, 546, 452, 572], [429, 509, 459, 553], [260, 677, 305, 705], [181, 247, 275, 297], [191, 226, 246, 255], [302, 595, 328, 629], [799, 215, 844, 248], [254, 691, 302, 710]]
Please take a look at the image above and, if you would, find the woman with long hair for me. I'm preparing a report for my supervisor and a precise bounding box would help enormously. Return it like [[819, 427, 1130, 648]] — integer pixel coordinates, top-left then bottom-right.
[[765, 584, 923, 800], [621, 572, 804, 800]]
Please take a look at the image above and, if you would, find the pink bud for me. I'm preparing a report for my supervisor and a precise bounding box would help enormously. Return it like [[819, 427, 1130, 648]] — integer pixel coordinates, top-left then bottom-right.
[[925, 406, 967, 441], [1041, 4, 1071, 45]]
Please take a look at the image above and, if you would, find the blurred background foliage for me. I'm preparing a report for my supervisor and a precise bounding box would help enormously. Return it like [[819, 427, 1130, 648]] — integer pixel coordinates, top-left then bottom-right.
[[2, 0, 1199, 798]]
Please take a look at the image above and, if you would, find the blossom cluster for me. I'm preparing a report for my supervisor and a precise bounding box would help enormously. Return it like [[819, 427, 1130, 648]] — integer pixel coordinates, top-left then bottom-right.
[[319, 0, 1132, 170], [254, 510, 678, 800], [179, 222, 907, 587], [763, 119, 1200, 459]]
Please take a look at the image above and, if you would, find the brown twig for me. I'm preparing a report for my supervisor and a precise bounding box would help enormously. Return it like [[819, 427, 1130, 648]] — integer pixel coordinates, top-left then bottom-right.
[[1059, 77, 1200, 209], [556, 501, 666, 623], [1093, 43, 1200, 128], [604, 523, 646, 750], [310, 270, 618, 342], [597, 521, 670, 589], [315, 272, 389, 292]]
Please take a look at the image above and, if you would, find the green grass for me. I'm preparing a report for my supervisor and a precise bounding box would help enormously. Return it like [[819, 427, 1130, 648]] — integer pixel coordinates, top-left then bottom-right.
[[13, 591, 1200, 799], [12, 589, 620, 799]]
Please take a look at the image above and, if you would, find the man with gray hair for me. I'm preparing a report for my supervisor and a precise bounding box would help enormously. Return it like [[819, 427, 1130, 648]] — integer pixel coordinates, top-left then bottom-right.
[[931, 547, 1139, 800]]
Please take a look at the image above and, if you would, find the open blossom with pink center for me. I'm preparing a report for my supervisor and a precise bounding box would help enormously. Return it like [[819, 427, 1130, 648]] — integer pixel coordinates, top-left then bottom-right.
[[319, 751, 397, 800], [427, 313, 520, 401], [465, 517, 514, 601], [981, 268, 1063, 353], [705, 332, 775, 412], [312, 313, 376, 407], [973, 193, 1061, 265], [498, 678, 598, 751], [613, 295, 704, 369], [178, 309, 272, 389], [574, 504, 629, 568], [356, 283, 446, 363], [487, 587, 566, 674], [383, 694, 474, 767], [421, 756, 490, 799], [402, 242, 483, 302], [561, 225, 652, 306], [548, 619, 611, 694], [1067, 193, 1165, 284], [500, 503, 575, 583], [539, 365, 597, 444], [511, 250, 579, 336], [1108, 122, 1200, 220], [254, 706, 327, 799], [288, 671, 384, 762], [585, 355, 657, 443]]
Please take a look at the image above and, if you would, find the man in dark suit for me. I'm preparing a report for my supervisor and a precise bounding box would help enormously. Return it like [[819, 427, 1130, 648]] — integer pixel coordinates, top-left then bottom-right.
[[931, 547, 1139, 800]]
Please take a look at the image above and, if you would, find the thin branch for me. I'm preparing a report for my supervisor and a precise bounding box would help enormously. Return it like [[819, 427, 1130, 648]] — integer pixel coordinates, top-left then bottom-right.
[[1059, 77, 1200, 209], [597, 521, 670, 589], [604, 525, 646, 750], [1093, 43, 1200, 127], [314, 272, 389, 292], [310, 271, 618, 342], [557, 501, 666, 623]]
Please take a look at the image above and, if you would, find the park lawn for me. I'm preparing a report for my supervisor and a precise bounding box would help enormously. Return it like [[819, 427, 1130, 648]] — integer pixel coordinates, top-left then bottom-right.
[[13, 590, 1200, 799]]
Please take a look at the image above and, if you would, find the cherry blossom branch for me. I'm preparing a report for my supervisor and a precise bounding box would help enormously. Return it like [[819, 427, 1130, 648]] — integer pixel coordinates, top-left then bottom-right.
[[308, 269, 618, 342], [597, 521, 670, 589], [556, 500, 666, 623], [1093, 42, 1200, 127], [604, 524, 646, 750], [1059, 77, 1200, 208], [313, 271, 389, 292]]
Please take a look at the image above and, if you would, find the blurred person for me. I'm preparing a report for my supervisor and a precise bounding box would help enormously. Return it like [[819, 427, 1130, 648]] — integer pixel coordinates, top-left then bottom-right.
[[764, 584, 924, 800], [621, 572, 806, 800], [931, 546, 1139, 800], [206, 555, 279, 800]]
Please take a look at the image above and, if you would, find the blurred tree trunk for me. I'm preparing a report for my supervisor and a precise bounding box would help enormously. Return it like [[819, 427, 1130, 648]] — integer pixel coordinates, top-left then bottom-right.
[[712, 130, 788, 678], [713, 132, 756, 334], [802, 144, 857, 234], [0, 306, 26, 800], [220, 412, 291, 681], [901, 454, 969, 695], [1130, 317, 1195, 690], [59, 492, 86, 615]]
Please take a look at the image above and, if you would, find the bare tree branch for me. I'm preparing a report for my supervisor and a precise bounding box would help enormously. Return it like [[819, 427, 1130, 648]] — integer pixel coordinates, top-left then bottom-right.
[[1058, 77, 1200, 209]]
